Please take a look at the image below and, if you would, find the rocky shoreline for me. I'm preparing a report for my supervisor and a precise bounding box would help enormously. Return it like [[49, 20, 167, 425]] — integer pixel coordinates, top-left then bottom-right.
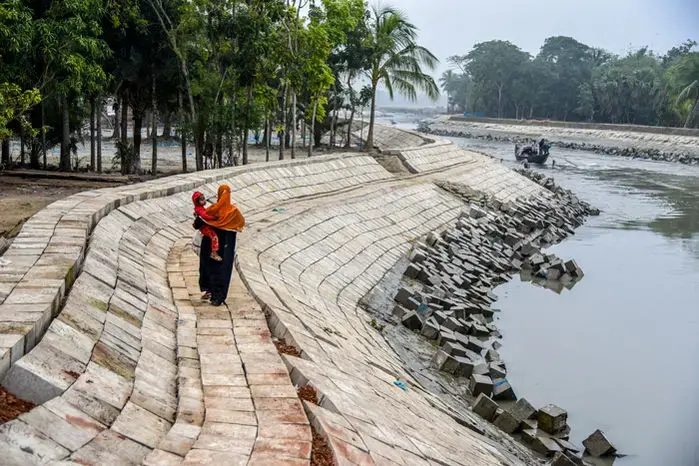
[[424, 125, 699, 165], [381, 173, 620, 464]]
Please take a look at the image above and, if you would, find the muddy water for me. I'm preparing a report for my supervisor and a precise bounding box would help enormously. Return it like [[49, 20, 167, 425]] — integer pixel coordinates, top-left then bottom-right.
[[449, 137, 699, 466]]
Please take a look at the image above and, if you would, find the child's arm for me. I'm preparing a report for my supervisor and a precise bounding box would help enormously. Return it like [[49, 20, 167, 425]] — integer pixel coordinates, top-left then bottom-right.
[[196, 206, 218, 221], [195, 206, 216, 221]]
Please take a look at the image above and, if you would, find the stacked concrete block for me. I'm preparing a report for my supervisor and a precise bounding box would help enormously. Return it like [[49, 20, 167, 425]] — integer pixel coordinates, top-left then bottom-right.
[[582, 429, 616, 457]]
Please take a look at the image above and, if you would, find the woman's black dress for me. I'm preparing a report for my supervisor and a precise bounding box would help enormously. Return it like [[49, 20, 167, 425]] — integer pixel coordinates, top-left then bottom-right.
[[198, 227, 238, 305]]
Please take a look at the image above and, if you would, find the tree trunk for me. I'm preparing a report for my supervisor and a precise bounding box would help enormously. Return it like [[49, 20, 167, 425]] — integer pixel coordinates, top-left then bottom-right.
[[279, 82, 287, 160], [120, 94, 128, 145], [497, 85, 503, 118], [60, 94, 71, 171], [97, 97, 102, 172], [366, 83, 377, 151], [133, 112, 142, 174], [90, 97, 96, 170], [19, 126, 25, 166], [684, 96, 699, 128], [41, 101, 46, 169], [151, 66, 158, 175], [308, 97, 318, 157], [112, 97, 121, 139], [162, 111, 171, 139], [265, 114, 270, 162], [1, 138, 9, 167], [145, 110, 152, 138], [301, 118, 306, 148], [216, 133, 222, 168], [30, 133, 40, 168], [243, 83, 253, 165], [330, 81, 338, 148], [346, 106, 355, 148], [195, 128, 204, 171], [179, 90, 187, 173], [174, 54, 200, 169], [290, 90, 296, 159]]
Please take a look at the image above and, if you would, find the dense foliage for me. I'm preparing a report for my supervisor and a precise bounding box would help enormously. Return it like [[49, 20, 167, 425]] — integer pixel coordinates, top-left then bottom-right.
[[443, 37, 699, 128], [0, 0, 437, 172]]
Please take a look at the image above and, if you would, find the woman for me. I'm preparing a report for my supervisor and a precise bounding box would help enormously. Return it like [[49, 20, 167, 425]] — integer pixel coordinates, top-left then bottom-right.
[[195, 185, 245, 306]]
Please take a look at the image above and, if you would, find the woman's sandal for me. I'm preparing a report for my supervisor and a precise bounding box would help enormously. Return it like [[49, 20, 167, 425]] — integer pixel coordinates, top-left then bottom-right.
[[202, 292, 212, 300], [210, 252, 223, 262]]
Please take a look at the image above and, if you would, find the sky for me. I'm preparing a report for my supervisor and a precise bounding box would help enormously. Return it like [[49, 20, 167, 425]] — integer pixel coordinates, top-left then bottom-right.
[[375, 0, 699, 105]]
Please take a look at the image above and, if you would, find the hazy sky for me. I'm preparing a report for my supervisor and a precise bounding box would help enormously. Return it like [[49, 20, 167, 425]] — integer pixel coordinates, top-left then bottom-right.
[[389, 0, 699, 78]]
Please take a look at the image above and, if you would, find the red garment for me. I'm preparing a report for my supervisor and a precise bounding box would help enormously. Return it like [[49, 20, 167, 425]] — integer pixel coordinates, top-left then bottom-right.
[[199, 225, 219, 252], [194, 204, 217, 222]]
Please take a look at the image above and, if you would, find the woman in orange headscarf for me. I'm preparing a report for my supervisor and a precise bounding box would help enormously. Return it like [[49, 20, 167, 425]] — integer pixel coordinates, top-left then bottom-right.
[[197, 185, 245, 306], [204, 185, 245, 231]]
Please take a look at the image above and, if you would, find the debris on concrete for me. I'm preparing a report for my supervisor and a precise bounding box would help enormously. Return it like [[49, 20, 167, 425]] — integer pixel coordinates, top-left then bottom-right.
[[492, 378, 516, 401], [582, 429, 617, 457], [493, 409, 520, 434], [531, 435, 563, 457], [469, 374, 494, 397], [538, 404, 568, 435], [550, 451, 578, 466], [510, 398, 537, 423], [472, 393, 498, 421]]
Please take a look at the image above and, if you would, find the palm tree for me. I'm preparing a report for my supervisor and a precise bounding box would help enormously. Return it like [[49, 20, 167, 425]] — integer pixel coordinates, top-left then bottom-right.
[[364, 5, 439, 151], [440, 70, 456, 113], [672, 53, 699, 127]]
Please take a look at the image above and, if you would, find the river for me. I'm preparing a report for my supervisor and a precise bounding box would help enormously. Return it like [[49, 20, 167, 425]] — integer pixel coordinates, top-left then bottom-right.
[[449, 137, 699, 466]]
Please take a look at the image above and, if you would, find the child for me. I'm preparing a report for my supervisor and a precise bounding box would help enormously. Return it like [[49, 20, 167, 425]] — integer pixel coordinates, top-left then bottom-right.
[[192, 192, 222, 262]]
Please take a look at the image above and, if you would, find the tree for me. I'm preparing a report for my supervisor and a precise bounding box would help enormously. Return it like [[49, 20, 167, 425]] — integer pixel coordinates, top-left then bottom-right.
[[452, 40, 529, 118], [440, 66, 471, 114], [38, 0, 109, 171], [536, 36, 594, 120], [592, 49, 666, 125], [669, 53, 699, 127], [662, 39, 697, 68], [439, 70, 456, 113], [364, 5, 438, 151], [0, 0, 39, 166]]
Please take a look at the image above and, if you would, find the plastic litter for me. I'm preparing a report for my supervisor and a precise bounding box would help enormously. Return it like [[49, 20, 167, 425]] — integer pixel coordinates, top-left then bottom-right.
[[393, 380, 408, 391]]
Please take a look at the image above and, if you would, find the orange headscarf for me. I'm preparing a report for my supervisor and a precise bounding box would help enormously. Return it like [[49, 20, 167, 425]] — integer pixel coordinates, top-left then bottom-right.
[[205, 185, 245, 231]]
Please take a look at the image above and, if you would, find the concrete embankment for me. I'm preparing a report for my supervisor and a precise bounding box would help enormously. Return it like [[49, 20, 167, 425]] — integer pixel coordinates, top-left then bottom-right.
[[0, 124, 603, 464], [427, 116, 699, 165], [364, 168, 603, 464]]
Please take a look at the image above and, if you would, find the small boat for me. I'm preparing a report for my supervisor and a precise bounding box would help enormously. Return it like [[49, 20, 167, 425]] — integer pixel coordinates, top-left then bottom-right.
[[515, 139, 551, 164]]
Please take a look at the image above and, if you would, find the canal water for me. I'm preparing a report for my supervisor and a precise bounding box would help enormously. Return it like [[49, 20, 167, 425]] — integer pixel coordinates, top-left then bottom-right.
[[449, 137, 699, 466]]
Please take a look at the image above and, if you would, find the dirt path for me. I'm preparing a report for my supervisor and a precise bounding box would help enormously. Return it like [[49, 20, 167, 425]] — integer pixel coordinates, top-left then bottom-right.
[[0, 175, 126, 238]]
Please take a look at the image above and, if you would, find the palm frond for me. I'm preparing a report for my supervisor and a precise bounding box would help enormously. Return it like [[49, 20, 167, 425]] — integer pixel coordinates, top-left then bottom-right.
[[677, 79, 698, 103]]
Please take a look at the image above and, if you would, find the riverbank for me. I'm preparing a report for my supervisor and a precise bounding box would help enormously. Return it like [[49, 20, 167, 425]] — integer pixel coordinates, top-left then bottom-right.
[[362, 168, 606, 464], [425, 116, 699, 165]]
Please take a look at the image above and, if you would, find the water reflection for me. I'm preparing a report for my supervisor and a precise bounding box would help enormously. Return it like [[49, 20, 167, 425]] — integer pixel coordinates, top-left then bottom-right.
[[519, 269, 582, 294]]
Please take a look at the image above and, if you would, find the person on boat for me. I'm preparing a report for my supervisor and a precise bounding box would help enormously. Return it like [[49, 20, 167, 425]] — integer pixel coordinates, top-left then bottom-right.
[[195, 185, 245, 306]]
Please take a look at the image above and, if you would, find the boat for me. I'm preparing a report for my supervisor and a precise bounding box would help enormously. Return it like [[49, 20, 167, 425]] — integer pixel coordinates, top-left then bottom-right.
[[515, 139, 551, 164]]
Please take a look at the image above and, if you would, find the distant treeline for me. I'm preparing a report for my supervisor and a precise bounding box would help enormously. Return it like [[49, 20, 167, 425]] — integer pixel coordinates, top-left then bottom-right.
[[440, 37, 699, 128]]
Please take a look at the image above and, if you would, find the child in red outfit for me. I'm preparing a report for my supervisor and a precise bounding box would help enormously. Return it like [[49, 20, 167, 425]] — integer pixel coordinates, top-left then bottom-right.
[[192, 192, 222, 262]]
